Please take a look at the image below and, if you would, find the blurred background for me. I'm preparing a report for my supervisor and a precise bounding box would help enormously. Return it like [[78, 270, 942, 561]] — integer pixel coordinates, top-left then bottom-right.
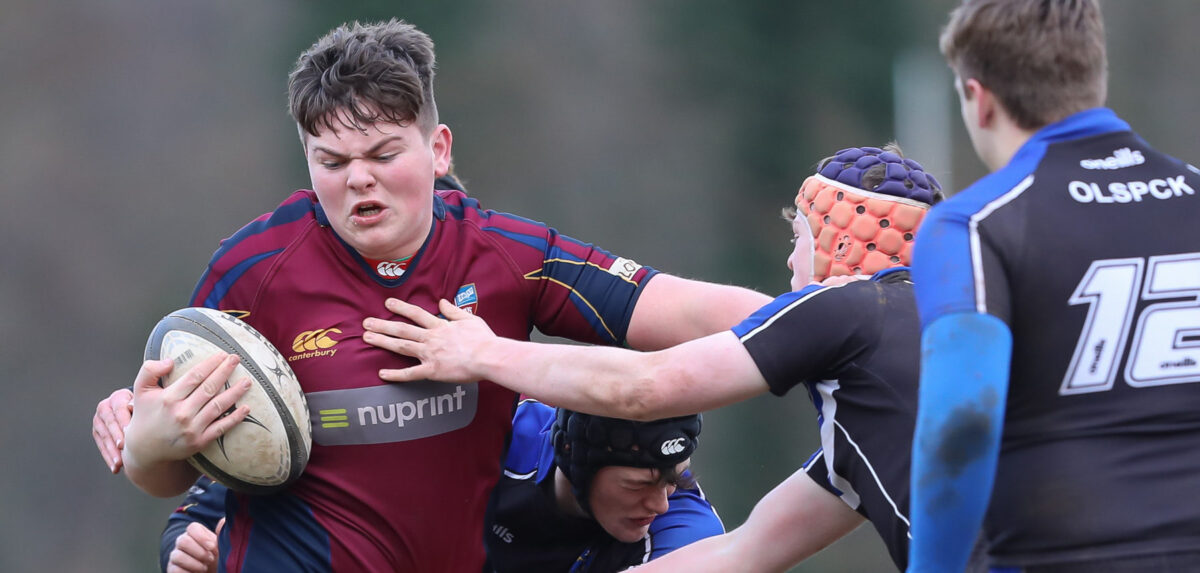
[[2, 1, 1197, 571]]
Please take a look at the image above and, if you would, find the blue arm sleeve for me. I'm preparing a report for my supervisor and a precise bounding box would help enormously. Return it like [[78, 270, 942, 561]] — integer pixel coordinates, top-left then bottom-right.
[[159, 478, 228, 572], [907, 313, 1011, 573], [647, 484, 725, 559]]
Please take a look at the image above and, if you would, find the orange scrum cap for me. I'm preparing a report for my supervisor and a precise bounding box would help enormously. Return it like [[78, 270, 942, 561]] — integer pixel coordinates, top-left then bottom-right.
[[795, 146, 942, 281]]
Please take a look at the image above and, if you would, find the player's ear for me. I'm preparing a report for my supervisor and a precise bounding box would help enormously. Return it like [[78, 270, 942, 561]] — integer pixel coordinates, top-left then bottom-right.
[[431, 124, 453, 177], [963, 78, 996, 129]]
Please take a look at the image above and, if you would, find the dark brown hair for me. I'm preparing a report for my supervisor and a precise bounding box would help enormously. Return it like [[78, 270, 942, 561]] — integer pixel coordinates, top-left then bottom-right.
[[288, 19, 439, 139], [940, 0, 1107, 130]]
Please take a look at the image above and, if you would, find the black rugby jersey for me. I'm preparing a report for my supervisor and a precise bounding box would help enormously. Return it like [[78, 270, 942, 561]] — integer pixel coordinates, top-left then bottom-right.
[[914, 108, 1200, 566], [733, 269, 920, 570]]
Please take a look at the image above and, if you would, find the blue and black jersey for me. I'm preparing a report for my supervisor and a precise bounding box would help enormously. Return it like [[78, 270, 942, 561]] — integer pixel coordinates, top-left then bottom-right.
[[483, 400, 723, 573], [913, 107, 1200, 567], [733, 269, 921, 570]]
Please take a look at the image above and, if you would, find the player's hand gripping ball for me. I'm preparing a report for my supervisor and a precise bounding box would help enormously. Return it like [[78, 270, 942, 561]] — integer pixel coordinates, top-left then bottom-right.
[[145, 308, 311, 494]]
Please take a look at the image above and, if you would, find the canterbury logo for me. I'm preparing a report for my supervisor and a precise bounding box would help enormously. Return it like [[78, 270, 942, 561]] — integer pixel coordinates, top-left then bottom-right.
[[660, 438, 686, 455], [292, 328, 342, 352], [376, 261, 407, 278]]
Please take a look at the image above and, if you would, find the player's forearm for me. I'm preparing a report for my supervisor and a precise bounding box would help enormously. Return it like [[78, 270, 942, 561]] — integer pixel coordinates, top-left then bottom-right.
[[908, 313, 1010, 573], [472, 336, 666, 420], [630, 529, 754, 573], [122, 448, 202, 498], [726, 468, 865, 571], [473, 331, 764, 421]]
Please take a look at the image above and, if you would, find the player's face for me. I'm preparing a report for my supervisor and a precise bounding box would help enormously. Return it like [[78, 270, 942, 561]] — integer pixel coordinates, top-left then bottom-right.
[[788, 213, 815, 291], [304, 112, 452, 261], [588, 462, 688, 543]]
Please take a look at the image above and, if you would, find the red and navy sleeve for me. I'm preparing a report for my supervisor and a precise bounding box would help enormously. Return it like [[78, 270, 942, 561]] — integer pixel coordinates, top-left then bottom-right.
[[469, 202, 659, 346], [159, 477, 227, 572]]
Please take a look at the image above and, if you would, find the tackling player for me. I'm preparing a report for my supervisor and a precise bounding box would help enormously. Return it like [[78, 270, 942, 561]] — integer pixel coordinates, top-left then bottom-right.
[[908, 1, 1200, 571], [142, 401, 720, 573], [360, 146, 986, 571], [101, 19, 768, 572]]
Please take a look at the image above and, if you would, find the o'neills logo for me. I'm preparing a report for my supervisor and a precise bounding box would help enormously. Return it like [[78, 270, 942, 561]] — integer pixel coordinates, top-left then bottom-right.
[[1080, 147, 1145, 170], [290, 328, 341, 361]]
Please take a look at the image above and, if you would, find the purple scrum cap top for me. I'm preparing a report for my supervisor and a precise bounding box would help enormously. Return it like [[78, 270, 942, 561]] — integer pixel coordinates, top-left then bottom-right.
[[817, 146, 942, 205]]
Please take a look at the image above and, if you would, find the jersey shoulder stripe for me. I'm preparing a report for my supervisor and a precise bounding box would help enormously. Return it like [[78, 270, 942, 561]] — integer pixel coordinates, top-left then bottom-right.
[[733, 269, 905, 341], [732, 284, 826, 340], [913, 108, 1131, 326], [439, 188, 657, 345], [189, 191, 317, 309]]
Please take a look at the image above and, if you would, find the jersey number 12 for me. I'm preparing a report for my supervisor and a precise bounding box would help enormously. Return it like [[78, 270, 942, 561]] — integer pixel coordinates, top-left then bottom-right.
[[1061, 252, 1200, 395]]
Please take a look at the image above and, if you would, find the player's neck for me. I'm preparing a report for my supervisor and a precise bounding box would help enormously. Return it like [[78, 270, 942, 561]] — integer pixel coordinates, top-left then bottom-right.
[[984, 121, 1037, 172], [553, 468, 588, 518]]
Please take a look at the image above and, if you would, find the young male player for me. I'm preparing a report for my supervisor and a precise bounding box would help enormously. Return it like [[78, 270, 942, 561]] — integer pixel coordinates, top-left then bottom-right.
[[360, 146, 974, 571], [105, 19, 767, 572], [908, 1, 1200, 571], [152, 401, 720, 573]]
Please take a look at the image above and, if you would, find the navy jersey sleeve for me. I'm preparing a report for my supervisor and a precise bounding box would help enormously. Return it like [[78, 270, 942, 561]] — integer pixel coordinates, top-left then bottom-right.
[[646, 475, 725, 560], [501, 400, 558, 481], [159, 477, 227, 572], [732, 283, 881, 396]]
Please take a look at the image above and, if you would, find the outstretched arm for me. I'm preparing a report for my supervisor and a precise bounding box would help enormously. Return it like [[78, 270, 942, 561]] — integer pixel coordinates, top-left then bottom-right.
[[625, 274, 772, 350], [907, 313, 1010, 573], [362, 298, 768, 420], [632, 468, 865, 573]]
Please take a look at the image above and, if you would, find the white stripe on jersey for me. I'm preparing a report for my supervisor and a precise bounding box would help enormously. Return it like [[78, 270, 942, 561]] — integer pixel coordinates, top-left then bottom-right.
[[832, 418, 912, 538], [968, 175, 1035, 314], [637, 534, 652, 565], [738, 285, 847, 342], [816, 379, 861, 509], [503, 469, 537, 480], [816, 378, 913, 538]]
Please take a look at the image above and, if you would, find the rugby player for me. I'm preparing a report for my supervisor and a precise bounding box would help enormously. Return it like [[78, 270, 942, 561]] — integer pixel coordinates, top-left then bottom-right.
[[908, 1, 1200, 571]]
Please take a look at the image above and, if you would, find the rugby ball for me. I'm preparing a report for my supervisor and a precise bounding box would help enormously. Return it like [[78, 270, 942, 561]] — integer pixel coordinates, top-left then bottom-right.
[[144, 307, 311, 494]]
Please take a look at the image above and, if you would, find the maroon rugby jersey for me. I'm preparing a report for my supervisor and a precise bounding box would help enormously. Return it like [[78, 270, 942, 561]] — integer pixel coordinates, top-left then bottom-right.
[[188, 185, 657, 572]]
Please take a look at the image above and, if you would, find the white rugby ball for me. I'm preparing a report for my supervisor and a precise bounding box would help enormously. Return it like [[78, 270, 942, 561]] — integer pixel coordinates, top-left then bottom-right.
[[144, 307, 311, 494]]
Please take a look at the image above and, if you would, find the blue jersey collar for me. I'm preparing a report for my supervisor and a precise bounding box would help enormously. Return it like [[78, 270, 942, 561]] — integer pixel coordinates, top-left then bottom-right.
[[1016, 107, 1129, 159], [872, 266, 911, 281]]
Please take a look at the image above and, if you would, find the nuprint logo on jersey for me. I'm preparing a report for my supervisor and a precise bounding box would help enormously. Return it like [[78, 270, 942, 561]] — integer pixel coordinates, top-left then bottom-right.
[[289, 328, 341, 362], [304, 382, 478, 445], [1079, 147, 1145, 170], [455, 283, 479, 314]]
